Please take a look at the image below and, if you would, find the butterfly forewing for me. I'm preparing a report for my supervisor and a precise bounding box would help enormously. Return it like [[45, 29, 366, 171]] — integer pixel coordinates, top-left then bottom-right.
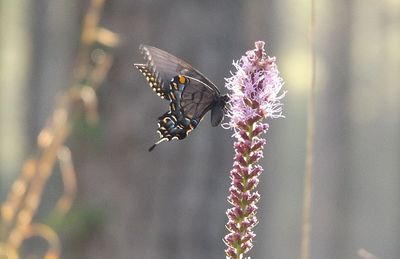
[[134, 64, 170, 99], [139, 45, 220, 94]]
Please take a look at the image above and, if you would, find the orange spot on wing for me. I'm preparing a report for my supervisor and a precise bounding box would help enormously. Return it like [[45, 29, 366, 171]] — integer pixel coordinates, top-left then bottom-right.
[[178, 75, 186, 84]]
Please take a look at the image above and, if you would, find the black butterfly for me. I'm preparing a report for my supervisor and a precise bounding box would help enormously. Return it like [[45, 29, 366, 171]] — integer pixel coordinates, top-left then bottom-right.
[[134, 45, 228, 151]]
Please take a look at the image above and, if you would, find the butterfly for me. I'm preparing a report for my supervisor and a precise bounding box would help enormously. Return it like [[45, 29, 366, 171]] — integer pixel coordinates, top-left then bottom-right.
[[134, 45, 228, 151]]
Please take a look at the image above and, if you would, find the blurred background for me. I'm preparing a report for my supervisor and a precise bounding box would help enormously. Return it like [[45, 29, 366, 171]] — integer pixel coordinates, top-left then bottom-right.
[[1, 0, 399, 258]]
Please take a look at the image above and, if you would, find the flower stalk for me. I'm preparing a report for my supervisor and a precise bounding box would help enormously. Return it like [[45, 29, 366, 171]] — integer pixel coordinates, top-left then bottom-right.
[[224, 41, 285, 259]]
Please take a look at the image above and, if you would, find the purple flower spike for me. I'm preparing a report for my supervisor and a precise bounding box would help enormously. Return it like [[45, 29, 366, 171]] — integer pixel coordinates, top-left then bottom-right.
[[223, 41, 285, 259]]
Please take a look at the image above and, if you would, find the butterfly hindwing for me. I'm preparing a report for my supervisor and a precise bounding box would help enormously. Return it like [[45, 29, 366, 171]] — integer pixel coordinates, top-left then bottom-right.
[[180, 76, 217, 121], [157, 112, 189, 141], [150, 76, 203, 151]]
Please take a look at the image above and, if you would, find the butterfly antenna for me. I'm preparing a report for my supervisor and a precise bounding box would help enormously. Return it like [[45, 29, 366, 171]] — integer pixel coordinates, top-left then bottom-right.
[[148, 138, 167, 152]]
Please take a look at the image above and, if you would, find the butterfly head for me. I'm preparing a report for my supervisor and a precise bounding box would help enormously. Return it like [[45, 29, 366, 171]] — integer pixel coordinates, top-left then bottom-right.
[[215, 94, 229, 112], [221, 94, 229, 106]]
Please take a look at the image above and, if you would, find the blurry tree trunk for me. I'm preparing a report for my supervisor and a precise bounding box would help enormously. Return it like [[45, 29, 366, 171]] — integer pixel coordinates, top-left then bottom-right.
[[28, 0, 81, 140], [314, 0, 353, 258], [0, 0, 31, 187], [346, 1, 400, 257]]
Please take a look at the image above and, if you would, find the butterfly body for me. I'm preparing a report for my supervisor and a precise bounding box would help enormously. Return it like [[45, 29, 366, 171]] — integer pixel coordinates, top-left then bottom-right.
[[134, 45, 228, 151]]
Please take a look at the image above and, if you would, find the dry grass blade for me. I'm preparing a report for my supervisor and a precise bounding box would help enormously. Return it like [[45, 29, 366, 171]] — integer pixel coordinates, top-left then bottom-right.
[[54, 146, 77, 215]]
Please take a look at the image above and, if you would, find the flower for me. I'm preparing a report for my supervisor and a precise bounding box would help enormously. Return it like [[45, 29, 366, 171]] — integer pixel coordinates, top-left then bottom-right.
[[223, 41, 285, 259]]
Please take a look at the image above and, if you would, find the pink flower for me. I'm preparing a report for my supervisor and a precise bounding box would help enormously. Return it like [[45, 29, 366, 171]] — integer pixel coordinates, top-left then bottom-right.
[[223, 41, 285, 259]]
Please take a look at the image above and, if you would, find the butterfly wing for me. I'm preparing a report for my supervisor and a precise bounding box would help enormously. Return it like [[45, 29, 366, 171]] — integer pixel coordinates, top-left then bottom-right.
[[149, 76, 215, 151], [134, 64, 171, 99], [180, 76, 218, 122], [138, 45, 221, 94], [134, 45, 227, 151]]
